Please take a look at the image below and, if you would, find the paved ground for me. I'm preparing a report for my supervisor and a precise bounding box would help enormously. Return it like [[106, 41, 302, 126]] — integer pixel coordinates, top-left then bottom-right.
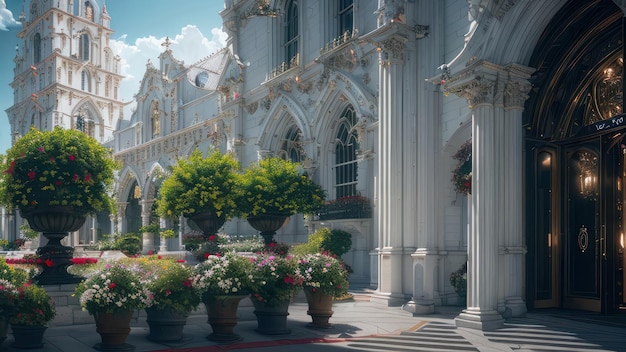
[[1, 292, 625, 352]]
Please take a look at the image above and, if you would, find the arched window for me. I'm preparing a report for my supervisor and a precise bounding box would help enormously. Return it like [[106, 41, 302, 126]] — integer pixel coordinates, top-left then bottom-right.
[[279, 125, 303, 162], [334, 106, 358, 198], [33, 33, 41, 63], [81, 71, 91, 92], [76, 109, 95, 137], [80, 33, 90, 61], [283, 0, 299, 69], [338, 0, 354, 36], [152, 101, 161, 138]]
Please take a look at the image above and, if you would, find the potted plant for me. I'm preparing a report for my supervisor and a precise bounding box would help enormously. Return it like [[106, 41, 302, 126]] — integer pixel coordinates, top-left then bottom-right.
[[237, 157, 326, 245], [0, 127, 117, 285], [74, 262, 151, 350], [450, 262, 467, 306], [9, 282, 56, 349], [157, 149, 240, 238], [192, 252, 254, 342], [249, 253, 302, 335], [297, 252, 349, 328], [0, 279, 18, 347], [135, 257, 201, 342]]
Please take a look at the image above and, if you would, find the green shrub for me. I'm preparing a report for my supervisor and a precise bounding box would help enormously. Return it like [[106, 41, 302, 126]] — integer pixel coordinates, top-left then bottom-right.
[[322, 229, 352, 257], [115, 233, 142, 256], [291, 228, 328, 256]]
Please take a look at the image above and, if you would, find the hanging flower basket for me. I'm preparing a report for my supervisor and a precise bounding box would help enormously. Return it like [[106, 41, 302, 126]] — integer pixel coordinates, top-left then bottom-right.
[[451, 140, 472, 195]]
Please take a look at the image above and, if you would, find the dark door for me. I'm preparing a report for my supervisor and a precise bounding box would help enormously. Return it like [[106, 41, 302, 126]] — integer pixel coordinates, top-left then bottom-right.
[[562, 142, 602, 311]]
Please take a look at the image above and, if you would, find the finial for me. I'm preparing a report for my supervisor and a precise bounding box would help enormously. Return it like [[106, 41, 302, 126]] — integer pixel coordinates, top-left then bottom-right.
[[161, 36, 172, 51]]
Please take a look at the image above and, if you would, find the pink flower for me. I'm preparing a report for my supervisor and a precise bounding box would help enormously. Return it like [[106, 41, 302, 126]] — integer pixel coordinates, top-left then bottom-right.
[[68, 154, 75, 161], [109, 283, 117, 289], [27, 170, 36, 180]]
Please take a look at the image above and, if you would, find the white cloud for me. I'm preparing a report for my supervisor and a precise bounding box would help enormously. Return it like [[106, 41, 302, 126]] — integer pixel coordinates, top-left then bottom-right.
[[109, 25, 226, 119], [0, 0, 20, 31]]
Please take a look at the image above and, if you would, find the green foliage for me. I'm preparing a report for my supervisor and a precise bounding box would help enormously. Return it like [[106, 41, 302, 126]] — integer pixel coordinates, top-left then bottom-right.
[[139, 260, 201, 314], [0, 126, 118, 216], [297, 252, 349, 297], [19, 222, 39, 240], [449, 262, 467, 297], [10, 283, 56, 326], [95, 233, 142, 256], [236, 157, 326, 217], [157, 149, 240, 220], [291, 228, 328, 256], [160, 229, 176, 239], [192, 252, 254, 299], [249, 254, 302, 305], [322, 229, 352, 257], [115, 233, 142, 256], [138, 223, 160, 234], [0, 239, 8, 248], [74, 262, 151, 314], [291, 228, 352, 258], [0, 256, 30, 286]]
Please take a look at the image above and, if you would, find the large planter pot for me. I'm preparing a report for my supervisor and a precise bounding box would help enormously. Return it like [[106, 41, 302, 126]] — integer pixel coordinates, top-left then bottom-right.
[[246, 214, 289, 245], [145, 307, 189, 342], [188, 212, 226, 237], [0, 313, 8, 347], [10, 324, 47, 349], [252, 299, 291, 335], [93, 310, 134, 351], [203, 295, 248, 342], [303, 288, 334, 329], [21, 206, 86, 285]]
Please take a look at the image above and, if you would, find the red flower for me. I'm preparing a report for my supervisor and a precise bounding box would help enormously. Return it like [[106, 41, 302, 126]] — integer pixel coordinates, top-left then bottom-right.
[[268, 242, 276, 248], [208, 235, 216, 241], [45, 258, 54, 267], [176, 259, 185, 263], [72, 174, 79, 182], [4, 160, 16, 175], [84, 173, 92, 182], [56, 180, 62, 186], [283, 275, 294, 285], [204, 253, 210, 259], [165, 289, 171, 296], [157, 255, 162, 259], [36, 258, 42, 264], [38, 147, 44, 152], [109, 283, 117, 289], [68, 154, 75, 161], [182, 278, 192, 287], [27, 170, 36, 180]]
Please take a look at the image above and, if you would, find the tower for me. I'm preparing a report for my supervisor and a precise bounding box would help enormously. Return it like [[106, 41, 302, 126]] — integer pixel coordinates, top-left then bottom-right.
[[6, 0, 123, 145]]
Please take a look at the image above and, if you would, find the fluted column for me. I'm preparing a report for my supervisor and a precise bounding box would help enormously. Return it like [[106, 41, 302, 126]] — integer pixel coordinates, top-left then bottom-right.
[[372, 28, 411, 306], [500, 69, 533, 317], [404, 0, 442, 314], [140, 199, 154, 254], [450, 64, 504, 330], [116, 202, 128, 234]]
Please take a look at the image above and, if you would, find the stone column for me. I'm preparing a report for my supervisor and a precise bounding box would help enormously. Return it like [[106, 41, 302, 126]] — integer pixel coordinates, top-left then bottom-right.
[[448, 62, 504, 330], [140, 199, 154, 254], [116, 202, 128, 234], [371, 28, 410, 306], [404, 0, 442, 315], [500, 67, 533, 317], [446, 61, 533, 329]]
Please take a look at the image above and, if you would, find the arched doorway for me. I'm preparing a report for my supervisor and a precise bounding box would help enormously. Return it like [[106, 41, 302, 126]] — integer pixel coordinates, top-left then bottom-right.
[[525, 0, 626, 314]]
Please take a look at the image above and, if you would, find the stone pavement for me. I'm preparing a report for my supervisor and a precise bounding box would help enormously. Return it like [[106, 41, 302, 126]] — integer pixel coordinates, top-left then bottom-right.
[[1, 292, 625, 352]]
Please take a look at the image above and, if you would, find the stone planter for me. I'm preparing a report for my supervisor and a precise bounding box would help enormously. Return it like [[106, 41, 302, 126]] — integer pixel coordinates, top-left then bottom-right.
[[252, 299, 291, 335], [145, 307, 189, 342], [10, 324, 47, 349], [203, 294, 248, 342], [303, 288, 334, 329]]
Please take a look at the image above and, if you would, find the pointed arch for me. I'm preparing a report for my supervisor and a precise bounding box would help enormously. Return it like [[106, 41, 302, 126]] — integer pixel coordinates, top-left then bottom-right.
[[257, 94, 311, 153], [115, 166, 142, 204], [72, 97, 102, 137]]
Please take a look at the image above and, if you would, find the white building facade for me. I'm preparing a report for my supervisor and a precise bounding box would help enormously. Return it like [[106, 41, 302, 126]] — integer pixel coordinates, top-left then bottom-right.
[[5, 0, 122, 245], [7, 0, 626, 330]]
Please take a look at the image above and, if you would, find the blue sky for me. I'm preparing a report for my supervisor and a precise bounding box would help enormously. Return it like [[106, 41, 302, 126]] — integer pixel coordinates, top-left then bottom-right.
[[0, 0, 226, 155]]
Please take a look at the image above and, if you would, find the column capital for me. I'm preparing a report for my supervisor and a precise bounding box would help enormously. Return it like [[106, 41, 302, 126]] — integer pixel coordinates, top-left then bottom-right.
[[443, 60, 534, 110]]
